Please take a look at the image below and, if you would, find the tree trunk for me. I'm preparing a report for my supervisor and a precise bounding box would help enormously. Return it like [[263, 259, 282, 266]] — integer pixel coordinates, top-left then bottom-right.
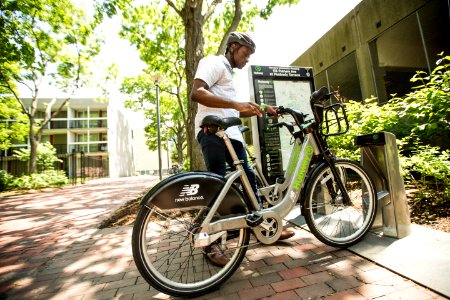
[[29, 119, 38, 174], [183, 1, 206, 171]]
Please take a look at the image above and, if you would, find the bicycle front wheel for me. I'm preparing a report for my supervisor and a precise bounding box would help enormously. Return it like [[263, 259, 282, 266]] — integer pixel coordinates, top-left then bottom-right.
[[132, 205, 250, 297], [302, 159, 377, 247]]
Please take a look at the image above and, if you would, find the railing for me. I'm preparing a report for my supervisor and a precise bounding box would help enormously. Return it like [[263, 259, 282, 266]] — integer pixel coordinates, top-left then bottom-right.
[[69, 119, 108, 129], [68, 143, 107, 153], [0, 152, 110, 183]]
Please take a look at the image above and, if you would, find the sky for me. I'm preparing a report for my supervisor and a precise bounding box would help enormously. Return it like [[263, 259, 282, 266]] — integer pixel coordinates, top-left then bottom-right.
[[249, 0, 363, 65], [21, 0, 363, 102]]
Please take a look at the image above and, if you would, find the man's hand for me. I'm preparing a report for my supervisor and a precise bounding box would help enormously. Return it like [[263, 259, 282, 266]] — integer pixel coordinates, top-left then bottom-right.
[[237, 102, 263, 117], [265, 105, 278, 116]]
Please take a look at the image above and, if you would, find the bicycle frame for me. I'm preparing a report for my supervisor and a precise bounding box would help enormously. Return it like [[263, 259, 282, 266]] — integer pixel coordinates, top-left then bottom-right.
[[195, 124, 320, 247], [258, 136, 303, 202]]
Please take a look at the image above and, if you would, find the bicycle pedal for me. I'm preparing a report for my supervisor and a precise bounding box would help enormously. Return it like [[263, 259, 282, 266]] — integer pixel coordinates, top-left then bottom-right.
[[245, 212, 264, 227], [276, 177, 285, 184]]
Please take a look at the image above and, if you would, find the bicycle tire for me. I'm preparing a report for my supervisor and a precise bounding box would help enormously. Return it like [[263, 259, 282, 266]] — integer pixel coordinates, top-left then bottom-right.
[[302, 159, 377, 247], [132, 204, 251, 297]]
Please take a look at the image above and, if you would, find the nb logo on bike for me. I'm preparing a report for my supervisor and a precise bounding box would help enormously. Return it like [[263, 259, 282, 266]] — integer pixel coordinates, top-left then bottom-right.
[[175, 184, 204, 202]]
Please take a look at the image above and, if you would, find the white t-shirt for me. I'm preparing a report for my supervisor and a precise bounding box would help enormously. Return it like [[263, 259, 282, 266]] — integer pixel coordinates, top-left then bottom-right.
[[194, 55, 243, 143]]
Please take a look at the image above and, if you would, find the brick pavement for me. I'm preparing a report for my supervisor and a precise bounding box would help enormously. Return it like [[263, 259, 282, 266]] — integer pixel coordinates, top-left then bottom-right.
[[0, 176, 447, 300]]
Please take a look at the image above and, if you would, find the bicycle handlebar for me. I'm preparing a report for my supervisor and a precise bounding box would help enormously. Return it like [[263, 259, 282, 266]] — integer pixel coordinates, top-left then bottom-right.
[[267, 121, 295, 134], [310, 86, 337, 103], [275, 106, 308, 127]]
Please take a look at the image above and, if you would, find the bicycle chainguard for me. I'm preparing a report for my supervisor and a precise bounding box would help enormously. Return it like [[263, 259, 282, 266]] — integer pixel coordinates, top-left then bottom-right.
[[245, 212, 264, 227]]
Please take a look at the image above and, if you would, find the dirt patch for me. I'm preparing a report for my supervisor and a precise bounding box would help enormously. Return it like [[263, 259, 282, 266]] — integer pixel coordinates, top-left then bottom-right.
[[98, 198, 141, 229]]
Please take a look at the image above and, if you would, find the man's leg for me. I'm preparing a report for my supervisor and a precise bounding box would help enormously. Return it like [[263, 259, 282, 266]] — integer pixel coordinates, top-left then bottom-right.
[[197, 131, 227, 176], [197, 130, 230, 267], [227, 138, 261, 207]]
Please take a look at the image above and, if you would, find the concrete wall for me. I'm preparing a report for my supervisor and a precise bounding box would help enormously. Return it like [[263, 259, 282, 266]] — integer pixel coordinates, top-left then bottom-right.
[[108, 99, 136, 178], [291, 0, 449, 102]]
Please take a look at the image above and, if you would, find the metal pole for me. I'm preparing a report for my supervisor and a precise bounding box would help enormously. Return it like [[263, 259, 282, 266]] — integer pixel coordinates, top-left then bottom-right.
[[166, 132, 170, 171], [155, 80, 162, 180]]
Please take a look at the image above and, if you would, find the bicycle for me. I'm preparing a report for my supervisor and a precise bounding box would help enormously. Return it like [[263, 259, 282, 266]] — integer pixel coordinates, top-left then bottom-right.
[[131, 86, 377, 297]]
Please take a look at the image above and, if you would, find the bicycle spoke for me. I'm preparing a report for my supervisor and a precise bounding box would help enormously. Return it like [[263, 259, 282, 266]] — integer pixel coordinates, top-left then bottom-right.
[[303, 159, 376, 247]]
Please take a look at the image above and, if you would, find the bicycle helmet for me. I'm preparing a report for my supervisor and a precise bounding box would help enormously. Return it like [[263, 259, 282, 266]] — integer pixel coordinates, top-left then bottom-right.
[[227, 32, 256, 54]]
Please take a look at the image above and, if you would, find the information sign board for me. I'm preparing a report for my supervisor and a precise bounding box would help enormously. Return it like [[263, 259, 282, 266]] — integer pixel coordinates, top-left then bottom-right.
[[249, 65, 314, 183]]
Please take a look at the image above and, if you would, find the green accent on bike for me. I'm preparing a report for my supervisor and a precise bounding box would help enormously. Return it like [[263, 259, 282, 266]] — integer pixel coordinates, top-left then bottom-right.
[[292, 145, 314, 190], [287, 145, 301, 175]]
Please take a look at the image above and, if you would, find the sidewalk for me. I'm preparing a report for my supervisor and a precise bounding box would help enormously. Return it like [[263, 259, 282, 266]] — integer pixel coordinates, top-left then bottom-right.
[[0, 176, 448, 300]]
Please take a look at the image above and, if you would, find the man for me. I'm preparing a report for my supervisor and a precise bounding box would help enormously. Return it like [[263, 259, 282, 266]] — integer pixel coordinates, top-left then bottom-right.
[[190, 32, 294, 267]]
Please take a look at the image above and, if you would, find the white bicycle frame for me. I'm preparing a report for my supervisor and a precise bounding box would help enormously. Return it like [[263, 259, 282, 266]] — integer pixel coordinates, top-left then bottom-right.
[[257, 137, 303, 203], [194, 126, 320, 247]]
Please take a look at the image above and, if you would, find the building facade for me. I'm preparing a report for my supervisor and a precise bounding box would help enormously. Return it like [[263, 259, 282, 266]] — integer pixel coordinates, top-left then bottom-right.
[[291, 0, 450, 103], [2, 97, 136, 178]]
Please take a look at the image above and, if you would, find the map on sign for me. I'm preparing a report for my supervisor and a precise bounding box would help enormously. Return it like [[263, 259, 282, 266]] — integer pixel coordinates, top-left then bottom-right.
[[272, 80, 314, 170]]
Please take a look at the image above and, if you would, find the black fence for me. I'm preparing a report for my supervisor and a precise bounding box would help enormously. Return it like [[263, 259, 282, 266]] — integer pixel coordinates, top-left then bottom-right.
[[68, 151, 109, 184], [0, 151, 109, 185]]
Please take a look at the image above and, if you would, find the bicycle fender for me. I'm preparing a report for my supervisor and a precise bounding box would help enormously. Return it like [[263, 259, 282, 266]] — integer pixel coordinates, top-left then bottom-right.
[[140, 171, 249, 215]]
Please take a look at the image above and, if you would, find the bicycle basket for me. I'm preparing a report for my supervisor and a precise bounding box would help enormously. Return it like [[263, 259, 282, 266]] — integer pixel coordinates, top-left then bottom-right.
[[321, 103, 349, 137]]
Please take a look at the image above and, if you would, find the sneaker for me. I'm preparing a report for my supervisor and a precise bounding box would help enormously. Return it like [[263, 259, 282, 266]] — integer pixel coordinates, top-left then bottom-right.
[[278, 229, 295, 240], [205, 244, 229, 267]]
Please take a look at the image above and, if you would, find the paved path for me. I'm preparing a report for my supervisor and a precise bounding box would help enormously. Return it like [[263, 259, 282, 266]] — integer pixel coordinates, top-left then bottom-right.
[[0, 176, 447, 300]]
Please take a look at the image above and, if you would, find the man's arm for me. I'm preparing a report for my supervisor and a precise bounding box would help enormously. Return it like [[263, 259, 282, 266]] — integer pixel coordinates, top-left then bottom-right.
[[190, 78, 263, 117]]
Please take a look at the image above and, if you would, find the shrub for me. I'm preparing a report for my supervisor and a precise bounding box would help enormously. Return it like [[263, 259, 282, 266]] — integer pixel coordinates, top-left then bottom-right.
[[327, 54, 450, 221], [9, 170, 69, 190], [0, 170, 13, 191], [402, 145, 450, 220], [13, 142, 62, 171]]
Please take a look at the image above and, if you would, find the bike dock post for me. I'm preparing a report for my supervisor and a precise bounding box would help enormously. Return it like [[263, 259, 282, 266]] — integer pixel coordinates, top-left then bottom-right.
[[354, 131, 411, 238]]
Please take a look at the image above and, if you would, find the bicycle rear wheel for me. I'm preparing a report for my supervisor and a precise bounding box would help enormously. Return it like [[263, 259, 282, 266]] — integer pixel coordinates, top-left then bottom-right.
[[302, 159, 377, 247], [132, 204, 250, 297]]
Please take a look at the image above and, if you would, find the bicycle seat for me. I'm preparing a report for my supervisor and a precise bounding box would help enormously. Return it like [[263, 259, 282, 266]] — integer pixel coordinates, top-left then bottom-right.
[[201, 115, 242, 130]]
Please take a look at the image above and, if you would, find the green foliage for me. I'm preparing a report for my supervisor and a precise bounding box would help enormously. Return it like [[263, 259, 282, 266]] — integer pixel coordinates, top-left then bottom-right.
[[0, 0, 114, 172], [327, 97, 403, 160], [8, 170, 69, 190], [13, 142, 62, 171], [119, 0, 299, 168], [393, 55, 450, 150], [328, 54, 450, 220], [0, 0, 100, 93], [402, 145, 449, 220], [120, 3, 188, 164], [0, 170, 13, 191], [0, 91, 29, 150]]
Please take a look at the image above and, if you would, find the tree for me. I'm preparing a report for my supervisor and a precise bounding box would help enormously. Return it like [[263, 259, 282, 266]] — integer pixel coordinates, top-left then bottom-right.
[[0, 0, 129, 173], [0, 89, 28, 151], [120, 3, 188, 166], [120, 0, 299, 170], [121, 74, 187, 166], [0, 0, 98, 173]]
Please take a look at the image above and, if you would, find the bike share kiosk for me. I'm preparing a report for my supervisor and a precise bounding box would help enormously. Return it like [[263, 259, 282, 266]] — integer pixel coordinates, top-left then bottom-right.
[[248, 65, 315, 183], [355, 132, 411, 238]]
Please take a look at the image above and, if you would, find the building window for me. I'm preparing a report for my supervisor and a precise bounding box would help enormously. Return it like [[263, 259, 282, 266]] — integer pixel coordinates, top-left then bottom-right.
[[323, 52, 362, 101], [76, 134, 88, 142]]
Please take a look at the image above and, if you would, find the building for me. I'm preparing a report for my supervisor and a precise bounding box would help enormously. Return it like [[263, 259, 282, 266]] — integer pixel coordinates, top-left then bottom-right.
[[2, 96, 136, 178], [1, 95, 172, 178], [291, 0, 450, 103]]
